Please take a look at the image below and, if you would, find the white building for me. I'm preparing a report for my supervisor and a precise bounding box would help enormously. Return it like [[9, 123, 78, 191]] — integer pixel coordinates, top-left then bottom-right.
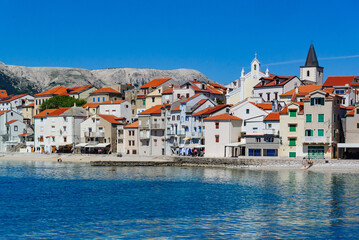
[[98, 100, 132, 121], [34, 107, 87, 153], [0, 94, 34, 115], [0, 110, 26, 152], [226, 54, 270, 104]]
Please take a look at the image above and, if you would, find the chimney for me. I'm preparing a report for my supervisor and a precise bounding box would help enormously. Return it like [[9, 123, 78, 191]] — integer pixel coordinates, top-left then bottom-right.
[[295, 87, 299, 94]]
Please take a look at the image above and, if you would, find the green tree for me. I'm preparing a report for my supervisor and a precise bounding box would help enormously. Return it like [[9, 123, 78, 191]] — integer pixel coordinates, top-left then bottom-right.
[[39, 95, 87, 112]]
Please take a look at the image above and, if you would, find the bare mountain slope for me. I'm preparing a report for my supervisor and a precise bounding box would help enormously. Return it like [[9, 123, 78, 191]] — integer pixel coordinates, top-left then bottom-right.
[[0, 62, 212, 94]]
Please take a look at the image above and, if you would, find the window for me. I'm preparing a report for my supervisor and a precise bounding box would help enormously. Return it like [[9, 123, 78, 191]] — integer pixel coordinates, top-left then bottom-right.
[[256, 137, 261, 142], [215, 121, 219, 129], [172, 116, 175, 121], [306, 114, 312, 122], [335, 89, 345, 94], [289, 138, 296, 146], [318, 129, 324, 137], [51, 126, 55, 132], [274, 92, 278, 100], [63, 117, 67, 122], [254, 64, 257, 70], [246, 109, 250, 114], [52, 137, 55, 142], [267, 93, 270, 101], [128, 140, 132, 146], [142, 100, 145, 105], [40, 136, 44, 142], [177, 94, 180, 99], [14, 126, 18, 131], [152, 97, 155, 103], [357, 109, 359, 115], [64, 137, 67, 142], [311, 97, 324, 105], [99, 127, 103, 132], [199, 127, 202, 133], [289, 124, 296, 132], [186, 93, 189, 98], [63, 126, 67, 132], [185, 116, 189, 121], [41, 118, 43, 122], [268, 123, 272, 129], [98, 97, 100, 102], [102, 97, 105, 102], [357, 123, 359, 128], [88, 127, 92, 132], [318, 114, 324, 122], [289, 152, 296, 158], [177, 115, 180, 120], [307, 71, 310, 77], [305, 129, 313, 136], [215, 135, 219, 142], [289, 110, 296, 117], [259, 93, 262, 98]]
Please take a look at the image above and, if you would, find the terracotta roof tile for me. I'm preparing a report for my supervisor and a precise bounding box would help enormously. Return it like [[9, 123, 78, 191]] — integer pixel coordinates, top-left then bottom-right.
[[23, 103, 34, 107], [98, 114, 123, 124], [5, 120, 17, 125], [34, 86, 68, 97], [254, 75, 295, 88], [124, 120, 139, 128], [323, 76, 356, 87], [83, 103, 100, 108], [162, 88, 173, 94], [92, 88, 120, 94], [100, 100, 125, 105], [346, 110, 354, 116], [264, 112, 280, 121], [204, 113, 242, 121], [171, 106, 180, 111], [137, 95, 146, 99], [181, 93, 202, 103], [0, 94, 27, 103], [69, 85, 94, 94], [139, 105, 164, 115], [256, 103, 273, 110], [193, 104, 230, 116], [0, 90, 8, 99], [280, 85, 322, 97], [34, 108, 70, 118], [140, 78, 171, 88]]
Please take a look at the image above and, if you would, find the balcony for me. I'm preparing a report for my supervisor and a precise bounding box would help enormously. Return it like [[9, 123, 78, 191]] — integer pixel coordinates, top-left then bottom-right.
[[302, 136, 330, 144], [151, 123, 165, 129], [85, 132, 105, 138], [139, 133, 150, 139], [262, 129, 277, 135], [167, 130, 176, 135]]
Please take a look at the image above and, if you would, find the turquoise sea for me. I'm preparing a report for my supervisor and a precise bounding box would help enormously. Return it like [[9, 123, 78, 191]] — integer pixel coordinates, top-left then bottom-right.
[[0, 160, 358, 239]]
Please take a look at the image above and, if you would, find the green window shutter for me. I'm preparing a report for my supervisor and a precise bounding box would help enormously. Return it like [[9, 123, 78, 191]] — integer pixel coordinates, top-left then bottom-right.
[[289, 152, 296, 158], [318, 114, 324, 122], [289, 138, 296, 146], [310, 130, 313, 136], [290, 110, 296, 117], [306, 114, 312, 122], [289, 125, 296, 132], [318, 129, 324, 136], [321, 98, 325, 105], [311, 98, 314, 105], [143, 99, 145, 105]]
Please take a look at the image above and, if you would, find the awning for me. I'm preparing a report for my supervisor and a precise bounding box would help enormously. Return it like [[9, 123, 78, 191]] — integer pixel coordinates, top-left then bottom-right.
[[96, 143, 110, 148], [338, 143, 359, 148], [225, 142, 246, 147], [75, 143, 88, 147]]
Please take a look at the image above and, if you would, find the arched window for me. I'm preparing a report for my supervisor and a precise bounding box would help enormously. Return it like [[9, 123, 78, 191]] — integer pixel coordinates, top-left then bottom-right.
[[307, 71, 310, 77], [254, 64, 257, 70]]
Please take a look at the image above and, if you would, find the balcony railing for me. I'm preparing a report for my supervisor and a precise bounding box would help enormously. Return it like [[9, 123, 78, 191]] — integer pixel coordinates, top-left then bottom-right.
[[85, 132, 105, 138], [151, 123, 165, 129], [302, 136, 330, 144]]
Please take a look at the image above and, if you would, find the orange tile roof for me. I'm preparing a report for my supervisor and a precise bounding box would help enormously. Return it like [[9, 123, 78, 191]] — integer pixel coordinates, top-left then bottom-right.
[[98, 114, 123, 124], [92, 88, 120, 94], [264, 112, 280, 121], [69, 85, 94, 94], [19, 133, 32, 136], [0, 94, 27, 103], [208, 82, 226, 90], [280, 85, 322, 97], [323, 76, 356, 87], [0, 110, 10, 116], [204, 113, 242, 121], [140, 78, 171, 89], [171, 106, 180, 111], [254, 75, 295, 88], [5, 120, 17, 125], [137, 95, 146, 99], [162, 88, 173, 94], [34, 108, 70, 118], [23, 103, 34, 107], [181, 93, 202, 103], [139, 105, 164, 115], [83, 103, 100, 108], [124, 120, 139, 128], [193, 104, 230, 116], [100, 100, 125, 105], [34, 86, 69, 97], [256, 103, 273, 110], [346, 109, 354, 116], [0, 90, 8, 99]]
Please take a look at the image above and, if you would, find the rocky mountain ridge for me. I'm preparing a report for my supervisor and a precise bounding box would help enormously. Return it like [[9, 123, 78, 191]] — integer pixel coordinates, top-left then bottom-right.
[[0, 61, 212, 94]]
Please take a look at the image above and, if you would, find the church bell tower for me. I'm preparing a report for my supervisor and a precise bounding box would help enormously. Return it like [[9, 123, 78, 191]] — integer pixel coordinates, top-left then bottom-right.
[[300, 44, 324, 85]]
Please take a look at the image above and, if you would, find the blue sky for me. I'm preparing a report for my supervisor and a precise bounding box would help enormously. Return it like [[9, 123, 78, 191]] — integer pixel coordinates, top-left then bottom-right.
[[0, 0, 358, 84]]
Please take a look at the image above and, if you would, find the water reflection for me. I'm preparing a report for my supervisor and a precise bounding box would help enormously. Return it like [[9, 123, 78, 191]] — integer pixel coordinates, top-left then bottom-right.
[[1, 160, 359, 239]]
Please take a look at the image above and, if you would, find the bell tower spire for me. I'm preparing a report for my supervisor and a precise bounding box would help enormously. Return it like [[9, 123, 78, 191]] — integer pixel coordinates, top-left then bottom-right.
[[300, 43, 323, 85]]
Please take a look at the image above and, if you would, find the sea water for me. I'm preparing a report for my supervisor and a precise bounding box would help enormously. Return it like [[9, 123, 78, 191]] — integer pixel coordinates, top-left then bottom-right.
[[0, 160, 358, 239]]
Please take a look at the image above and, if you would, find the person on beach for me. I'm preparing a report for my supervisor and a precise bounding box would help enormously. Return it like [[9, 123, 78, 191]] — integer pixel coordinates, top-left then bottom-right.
[[306, 157, 313, 169]]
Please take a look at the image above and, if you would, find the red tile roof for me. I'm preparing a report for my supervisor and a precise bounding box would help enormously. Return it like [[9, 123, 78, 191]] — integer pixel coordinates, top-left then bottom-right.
[[69, 85, 94, 94], [100, 100, 125, 105], [162, 88, 174, 94], [0, 110, 10, 116], [137, 95, 146, 99], [83, 103, 100, 108], [280, 85, 322, 97], [98, 114, 123, 124], [208, 82, 226, 90], [140, 78, 171, 89], [5, 120, 17, 125], [193, 104, 230, 116], [323, 76, 356, 87], [19, 133, 32, 136], [346, 109, 354, 116], [204, 113, 242, 121], [181, 93, 202, 103], [0, 94, 27, 103], [139, 105, 164, 115], [92, 88, 120, 94], [171, 106, 180, 111], [34, 86, 68, 97], [23, 103, 34, 107], [0, 90, 8, 99], [124, 120, 139, 128], [254, 75, 295, 88], [34, 108, 70, 118], [264, 112, 280, 121], [256, 103, 273, 110]]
